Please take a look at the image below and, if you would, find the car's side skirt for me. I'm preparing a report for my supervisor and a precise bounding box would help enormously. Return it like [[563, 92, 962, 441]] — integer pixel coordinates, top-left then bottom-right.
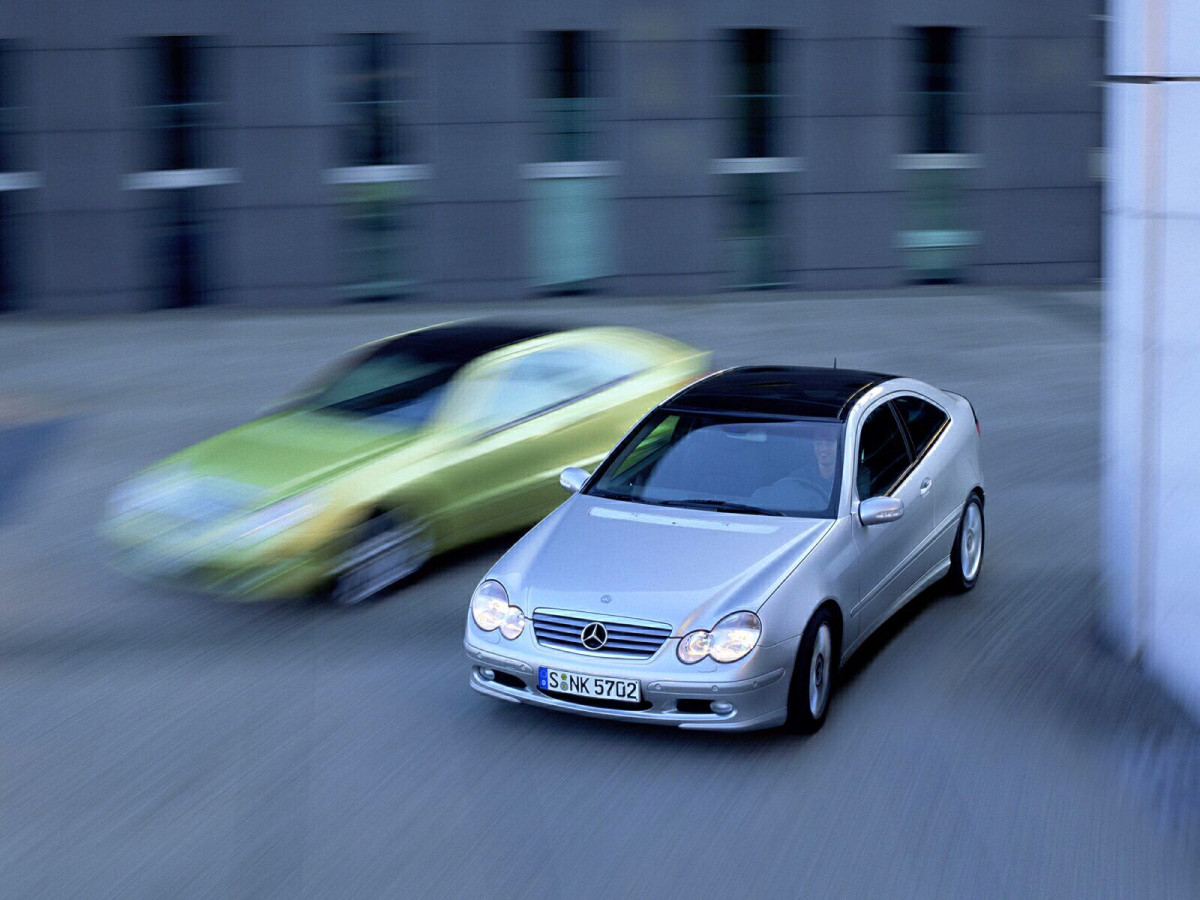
[[843, 556, 952, 662]]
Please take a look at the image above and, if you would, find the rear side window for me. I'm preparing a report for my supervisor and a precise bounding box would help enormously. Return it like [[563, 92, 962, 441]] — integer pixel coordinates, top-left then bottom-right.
[[857, 405, 911, 499], [892, 395, 949, 457], [513, 345, 641, 400], [458, 344, 643, 431]]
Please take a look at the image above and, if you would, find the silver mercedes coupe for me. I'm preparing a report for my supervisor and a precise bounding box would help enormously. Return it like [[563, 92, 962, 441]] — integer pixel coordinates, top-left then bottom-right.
[[463, 366, 984, 732]]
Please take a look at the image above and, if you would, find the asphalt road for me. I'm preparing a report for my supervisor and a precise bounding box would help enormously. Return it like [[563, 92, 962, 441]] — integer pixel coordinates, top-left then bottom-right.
[[3, 289, 1199, 898]]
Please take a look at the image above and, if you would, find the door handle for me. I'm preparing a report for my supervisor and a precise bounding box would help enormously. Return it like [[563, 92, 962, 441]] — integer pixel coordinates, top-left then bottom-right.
[[919, 477, 933, 495]]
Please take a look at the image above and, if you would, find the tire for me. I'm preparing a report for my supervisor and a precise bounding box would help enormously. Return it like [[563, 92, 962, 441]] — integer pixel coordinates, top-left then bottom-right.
[[945, 495, 984, 594], [784, 607, 838, 734], [328, 511, 431, 607]]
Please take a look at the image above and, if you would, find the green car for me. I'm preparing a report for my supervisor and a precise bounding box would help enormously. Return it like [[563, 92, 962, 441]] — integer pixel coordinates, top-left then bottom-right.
[[103, 322, 710, 604]]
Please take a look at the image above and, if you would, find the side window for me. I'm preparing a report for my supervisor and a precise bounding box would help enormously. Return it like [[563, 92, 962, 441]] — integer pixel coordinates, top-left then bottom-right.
[[513, 348, 608, 400], [460, 345, 639, 432], [472, 357, 566, 429], [525, 344, 644, 392], [857, 405, 912, 499], [892, 395, 949, 457]]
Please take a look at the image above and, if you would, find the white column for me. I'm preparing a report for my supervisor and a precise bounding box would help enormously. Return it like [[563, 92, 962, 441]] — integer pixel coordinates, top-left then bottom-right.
[[1104, 0, 1200, 715]]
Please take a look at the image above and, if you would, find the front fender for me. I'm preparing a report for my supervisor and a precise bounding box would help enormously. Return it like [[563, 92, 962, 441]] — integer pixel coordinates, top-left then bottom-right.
[[756, 515, 859, 655]]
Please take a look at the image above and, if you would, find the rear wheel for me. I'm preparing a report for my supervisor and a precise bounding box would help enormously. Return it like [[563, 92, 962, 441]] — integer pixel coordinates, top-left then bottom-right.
[[945, 495, 984, 593], [784, 608, 838, 734], [329, 511, 431, 607]]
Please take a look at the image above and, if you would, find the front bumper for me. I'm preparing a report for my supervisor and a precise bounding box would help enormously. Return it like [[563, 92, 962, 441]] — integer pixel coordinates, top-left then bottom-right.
[[464, 632, 798, 732], [104, 527, 333, 600]]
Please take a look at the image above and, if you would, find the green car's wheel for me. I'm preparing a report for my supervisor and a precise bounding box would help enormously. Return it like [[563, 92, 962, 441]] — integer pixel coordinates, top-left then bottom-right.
[[329, 512, 431, 607]]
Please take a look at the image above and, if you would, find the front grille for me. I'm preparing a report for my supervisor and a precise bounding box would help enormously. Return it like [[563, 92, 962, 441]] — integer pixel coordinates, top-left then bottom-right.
[[532, 610, 672, 659]]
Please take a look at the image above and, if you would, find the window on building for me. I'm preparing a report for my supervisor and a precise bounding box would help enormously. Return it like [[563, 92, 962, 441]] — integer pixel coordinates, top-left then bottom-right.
[[337, 33, 413, 167], [537, 31, 597, 162], [0, 41, 25, 311], [729, 29, 775, 159], [913, 27, 960, 155], [139, 35, 218, 172], [0, 40, 17, 174], [720, 29, 785, 288], [529, 31, 612, 290], [0, 192, 12, 310], [151, 190, 212, 308], [333, 34, 418, 301], [901, 27, 972, 283], [136, 36, 222, 307]]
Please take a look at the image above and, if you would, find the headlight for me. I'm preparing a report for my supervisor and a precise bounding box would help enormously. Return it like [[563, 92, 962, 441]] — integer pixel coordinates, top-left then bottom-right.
[[470, 580, 525, 640], [708, 611, 762, 662], [107, 478, 153, 520], [500, 605, 526, 640], [677, 611, 761, 664], [106, 467, 187, 520], [677, 630, 712, 664], [237, 492, 323, 543]]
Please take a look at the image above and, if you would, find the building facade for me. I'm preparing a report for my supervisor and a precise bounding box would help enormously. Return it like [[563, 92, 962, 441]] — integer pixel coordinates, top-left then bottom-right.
[[0, 1, 1103, 312]]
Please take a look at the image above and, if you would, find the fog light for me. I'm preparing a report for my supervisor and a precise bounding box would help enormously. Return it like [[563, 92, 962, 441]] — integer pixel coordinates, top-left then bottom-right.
[[711, 701, 734, 715], [479, 667, 495, 682]]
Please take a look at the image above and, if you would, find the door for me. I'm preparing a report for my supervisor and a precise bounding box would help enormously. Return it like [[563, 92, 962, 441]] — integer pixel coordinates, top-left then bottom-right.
[[851, 401, 921, 632], [891, 394, 954, 576], [431, 342, 640, 545]]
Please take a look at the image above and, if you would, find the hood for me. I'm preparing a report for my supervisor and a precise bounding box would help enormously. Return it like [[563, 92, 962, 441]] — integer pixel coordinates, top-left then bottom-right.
[[173, 411, 421, 496], [491, 495, 833, 634]]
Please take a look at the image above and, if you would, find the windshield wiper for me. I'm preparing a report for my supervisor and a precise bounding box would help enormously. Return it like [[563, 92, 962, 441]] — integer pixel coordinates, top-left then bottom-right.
[[586, 488, 629, 501], [651, 498, 785, 516]]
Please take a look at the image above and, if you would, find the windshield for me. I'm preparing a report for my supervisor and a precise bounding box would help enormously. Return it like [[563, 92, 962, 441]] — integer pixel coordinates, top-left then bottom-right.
[[586, 411, 845, 518], [300, 346, 461, 425]]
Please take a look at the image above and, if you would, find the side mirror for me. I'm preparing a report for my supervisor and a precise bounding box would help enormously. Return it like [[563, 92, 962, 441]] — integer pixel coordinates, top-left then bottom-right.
[[559, 467, 589, 494], [859, 496, 904, 526]]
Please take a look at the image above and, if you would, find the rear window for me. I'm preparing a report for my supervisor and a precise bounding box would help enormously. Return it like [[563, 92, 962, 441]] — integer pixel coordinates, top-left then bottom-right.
[[892, 395, 949, 457]]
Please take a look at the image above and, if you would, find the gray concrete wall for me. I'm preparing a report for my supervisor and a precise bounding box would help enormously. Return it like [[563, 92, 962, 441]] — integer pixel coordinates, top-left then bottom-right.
[[0, 0, 1102, 311], [1104, 0, 1200, 720]]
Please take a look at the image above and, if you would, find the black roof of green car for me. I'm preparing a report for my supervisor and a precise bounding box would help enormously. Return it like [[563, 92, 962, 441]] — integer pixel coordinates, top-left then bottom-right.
[[668, 365, 894, 421], [370, 322, 557, 366]]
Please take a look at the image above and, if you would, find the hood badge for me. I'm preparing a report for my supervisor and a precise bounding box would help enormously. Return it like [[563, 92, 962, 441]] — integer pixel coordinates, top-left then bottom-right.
[[581, 622, 609, 651], [600, 594, 612, 604]]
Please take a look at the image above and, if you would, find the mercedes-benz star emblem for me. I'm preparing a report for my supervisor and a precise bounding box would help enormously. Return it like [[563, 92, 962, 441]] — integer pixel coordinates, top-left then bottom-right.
[[580, 622, 608, 651]]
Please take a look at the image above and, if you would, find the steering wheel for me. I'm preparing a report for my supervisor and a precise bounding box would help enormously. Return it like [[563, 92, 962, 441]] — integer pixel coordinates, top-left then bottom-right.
[[754, 474, 831, 511]]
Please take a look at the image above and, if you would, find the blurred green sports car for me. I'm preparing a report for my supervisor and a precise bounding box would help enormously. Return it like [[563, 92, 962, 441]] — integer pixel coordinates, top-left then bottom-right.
[[102, 322, 709, 604]]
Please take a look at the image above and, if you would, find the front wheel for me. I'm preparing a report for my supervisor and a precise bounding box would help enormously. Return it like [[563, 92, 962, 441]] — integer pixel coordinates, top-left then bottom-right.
[[945, 495, 984, 593], [784, 608, 838, 734], [329, 512, 431, 607]]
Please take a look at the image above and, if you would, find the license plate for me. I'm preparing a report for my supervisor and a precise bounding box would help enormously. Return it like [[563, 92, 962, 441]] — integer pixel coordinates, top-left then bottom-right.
[[538, 666, 641, 704]]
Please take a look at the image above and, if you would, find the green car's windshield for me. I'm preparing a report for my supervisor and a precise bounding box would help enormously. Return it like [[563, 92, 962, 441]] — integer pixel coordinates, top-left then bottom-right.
[[586, 410, 845, 518], [302, 346, 461, 425], [296, 323, 560, 426]]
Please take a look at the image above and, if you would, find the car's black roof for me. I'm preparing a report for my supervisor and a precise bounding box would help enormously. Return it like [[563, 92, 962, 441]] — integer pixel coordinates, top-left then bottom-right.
[[373, 321, 557, 365], [667, 365, 895, 421]]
